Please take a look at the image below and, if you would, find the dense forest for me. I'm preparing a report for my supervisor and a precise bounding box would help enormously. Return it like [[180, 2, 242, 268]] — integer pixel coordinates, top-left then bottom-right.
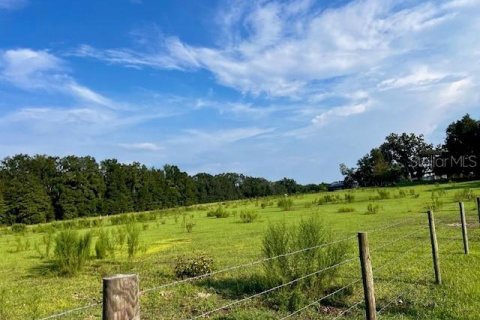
[[0, 156, 324, 225], [341, 114, 480, 186]]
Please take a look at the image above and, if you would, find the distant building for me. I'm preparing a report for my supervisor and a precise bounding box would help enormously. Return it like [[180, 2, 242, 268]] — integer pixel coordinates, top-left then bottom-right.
[[328, 181, 345, 191], [328, 180, 359, 191]]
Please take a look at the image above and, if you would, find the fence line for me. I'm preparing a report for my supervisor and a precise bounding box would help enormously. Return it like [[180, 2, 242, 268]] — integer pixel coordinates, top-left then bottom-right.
[[372, 245, 425, 275], [189, 257, 357, 319], [377, 290, 408, 315], [370, 228, 427, 253], [38, 302, 100, 320], [279, 279, 362, 319], [141, 235, 357, 294], [365, 217, 420, 235], [331, 299, 365, 319]]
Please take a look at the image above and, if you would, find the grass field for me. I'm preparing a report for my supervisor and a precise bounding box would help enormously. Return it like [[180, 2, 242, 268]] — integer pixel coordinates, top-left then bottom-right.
[[1, 181, 480, 320]]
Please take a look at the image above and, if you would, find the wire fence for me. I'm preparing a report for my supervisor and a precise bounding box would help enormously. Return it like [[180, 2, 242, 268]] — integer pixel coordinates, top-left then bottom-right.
[[36, 199, 480, 320]]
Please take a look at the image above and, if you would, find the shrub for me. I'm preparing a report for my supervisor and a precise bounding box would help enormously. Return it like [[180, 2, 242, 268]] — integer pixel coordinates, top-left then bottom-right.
[[366, 203, 381, 214], [337, 207, 355, 213], [377, 190, 391, 200], [54, 230, 92, 275], [113, 227, 126, 249], [277, 198, 294, 211], [11, 223, 27, 233], [185, 221, 195, 233], [261, 203, 267, 209], [344, 193, 355, 203], [262, 218, 349, 308], [35, 229, 55, 258], [207, 207, 230, 218], [174, 254, 214, 279], [125, 222, 141, 259], [240, 210, 259, 223], [453, 188, 475, 202], [95, 229, 115, 259]]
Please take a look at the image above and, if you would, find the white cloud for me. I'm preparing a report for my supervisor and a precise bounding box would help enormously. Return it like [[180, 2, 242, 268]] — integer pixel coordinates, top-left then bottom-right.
[[118, 142, 162, 151], [0, 49, 114, 107], [72, 0, 474, 98], [378, 66, 449, 91], [312, 103, 369, 126], [0, 0, 26, 10]]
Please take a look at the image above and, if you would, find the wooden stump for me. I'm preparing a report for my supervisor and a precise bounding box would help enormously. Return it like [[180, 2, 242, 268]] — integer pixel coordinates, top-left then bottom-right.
[[103, 274, 140, 320]]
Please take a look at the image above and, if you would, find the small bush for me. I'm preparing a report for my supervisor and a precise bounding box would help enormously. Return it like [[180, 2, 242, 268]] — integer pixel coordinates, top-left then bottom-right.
[[261, 203, 267, 209], [453, 188, 475, 202], [95, 229, 115, 259], [54, 230, 92, 275], [377, 190, 391, 200], [174, 254, 214, 279], [113, 227, 126, 248], [35, 229, 55, 258], [337, 207, 355, 213], [240, 210, 259, 223], [11, 223, 27, 233], [366, 203, 381, 214], [262, 218, 349, 309], [207, 207, 230, 218], [277, 198, 294, 211], [185, 221, 195, 233], [344, 193, 355, 203], [125, 222, 141, 259]]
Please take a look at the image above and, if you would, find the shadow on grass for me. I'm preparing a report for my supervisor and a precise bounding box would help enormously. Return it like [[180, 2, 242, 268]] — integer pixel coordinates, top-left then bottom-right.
[[198, 274, 268, 299]]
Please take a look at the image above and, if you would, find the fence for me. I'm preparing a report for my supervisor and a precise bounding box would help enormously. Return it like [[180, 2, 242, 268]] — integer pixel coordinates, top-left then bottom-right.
[[39, 197, 480, 320]]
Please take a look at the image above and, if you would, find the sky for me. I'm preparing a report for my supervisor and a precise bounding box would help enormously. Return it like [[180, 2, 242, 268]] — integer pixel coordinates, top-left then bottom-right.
[[0, 0, 479, 183]]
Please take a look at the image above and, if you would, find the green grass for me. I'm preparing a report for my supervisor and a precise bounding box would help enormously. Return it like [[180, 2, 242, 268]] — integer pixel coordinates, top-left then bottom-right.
[[0, 181, 480, 319]]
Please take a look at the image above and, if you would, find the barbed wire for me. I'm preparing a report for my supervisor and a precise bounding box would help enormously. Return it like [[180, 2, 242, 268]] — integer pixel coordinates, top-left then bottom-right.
[[364, 217, 421, 235], [38, 302, 100, 320], [377, 290, 408, 315], [141, 235, 357, 294], [331, 299, 364, 320], [188, 257, 357, 319], [279, 279, 362, 320], [372, 245, 424, 275], [370, 227, 427, 254]]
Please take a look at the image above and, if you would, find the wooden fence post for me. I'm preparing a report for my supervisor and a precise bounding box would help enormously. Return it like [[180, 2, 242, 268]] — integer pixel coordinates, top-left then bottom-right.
[[477, 197, 480, 224], [103, 274, 140, 320], [427, 210, 441, 285], [358, 232, 376, 320], [459, 202, 469, 255]]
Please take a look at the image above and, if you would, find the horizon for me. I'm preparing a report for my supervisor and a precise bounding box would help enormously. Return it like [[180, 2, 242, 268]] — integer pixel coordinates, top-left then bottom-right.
[[1, 0, 480, 184]]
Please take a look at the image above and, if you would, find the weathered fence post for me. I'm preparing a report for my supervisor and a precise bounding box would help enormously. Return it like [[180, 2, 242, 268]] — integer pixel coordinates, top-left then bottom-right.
[[103, 274, 140, 320], [358, 232, 377, 320], [427, 210, 441, 284], [477, 197, 480, 224], [459, 202, 469, 255]]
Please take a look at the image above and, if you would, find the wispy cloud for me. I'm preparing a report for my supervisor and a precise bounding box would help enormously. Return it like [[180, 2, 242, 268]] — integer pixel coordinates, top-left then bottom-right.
[[71, 0, 475, 98], [0, 0, 27, 10], [118, 142, 162, 151], [0, 49, 114, 107]]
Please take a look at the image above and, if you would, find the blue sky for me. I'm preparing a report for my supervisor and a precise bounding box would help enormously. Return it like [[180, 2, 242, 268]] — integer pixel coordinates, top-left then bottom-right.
[[0, 0, 479, 183]]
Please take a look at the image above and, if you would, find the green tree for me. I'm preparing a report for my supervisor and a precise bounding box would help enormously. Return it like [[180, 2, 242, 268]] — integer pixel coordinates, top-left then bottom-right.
[[380, 133, 433, 180], [56, 156, 105, 219], [441, 114, 480, 177], [2, 175, 53, 224], [1, 155, 54, 224], [101, 159, 134, 214]]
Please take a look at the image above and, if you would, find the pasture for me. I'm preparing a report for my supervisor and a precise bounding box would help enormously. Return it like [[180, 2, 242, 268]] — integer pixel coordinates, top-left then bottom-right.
[[1, 181, 480, 319]]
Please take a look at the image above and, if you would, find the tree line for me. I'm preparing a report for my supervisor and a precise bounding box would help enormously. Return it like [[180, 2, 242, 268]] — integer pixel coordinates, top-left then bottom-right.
[[0, 156, 325, 225], [341, 114, 480, 186]]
